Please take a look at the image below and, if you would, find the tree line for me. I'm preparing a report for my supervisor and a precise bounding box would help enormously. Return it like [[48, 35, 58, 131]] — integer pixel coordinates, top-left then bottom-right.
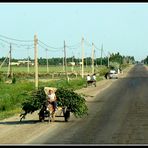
[[0, 52, 135, 66]]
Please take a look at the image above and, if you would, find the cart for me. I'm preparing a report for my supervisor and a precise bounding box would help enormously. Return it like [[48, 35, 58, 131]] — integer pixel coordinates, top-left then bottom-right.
[[38, 87, 71, 122]]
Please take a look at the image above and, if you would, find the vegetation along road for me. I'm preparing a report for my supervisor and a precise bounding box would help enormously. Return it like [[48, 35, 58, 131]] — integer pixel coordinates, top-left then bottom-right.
[[0, 64, 148, 145]]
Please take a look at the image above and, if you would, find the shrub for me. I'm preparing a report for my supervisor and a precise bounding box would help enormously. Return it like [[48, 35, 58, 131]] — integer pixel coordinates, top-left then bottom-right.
[[12, 77, 16, 84], [56, 87, 88, 118]]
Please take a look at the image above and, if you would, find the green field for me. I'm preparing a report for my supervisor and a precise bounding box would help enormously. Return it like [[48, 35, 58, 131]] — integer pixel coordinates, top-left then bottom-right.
[[0, 65, 109, 81], [0, 64, 108, 73]]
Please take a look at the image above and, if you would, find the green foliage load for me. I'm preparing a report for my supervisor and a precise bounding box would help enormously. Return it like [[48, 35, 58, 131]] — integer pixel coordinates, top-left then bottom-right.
[[55, 88, 88, 118], [21, 87, 88, 118], [21, 87, 46, 114]]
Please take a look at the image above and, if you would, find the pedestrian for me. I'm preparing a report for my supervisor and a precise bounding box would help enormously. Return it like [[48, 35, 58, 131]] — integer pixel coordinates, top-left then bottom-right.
[[92, 73, 96, 81], [105, 72, 108, 79], [86, 74, 91, 82]]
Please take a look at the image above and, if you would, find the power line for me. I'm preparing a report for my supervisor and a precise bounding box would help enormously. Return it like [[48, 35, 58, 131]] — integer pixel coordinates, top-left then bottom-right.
[[0, 34, 33, 42], [0, 34, 110, 60], [15, 44, 34, 48], [93, 44, 101, 51], [93, 43, 109, 57], [0, 38, 34, 47], [66, 42, 81, 48], [0, 38, 17, 45], [38, 43, 62, 52], [84, 39, 92, 47], [66, 45, 80, 50], [38, 40, 63, 50]]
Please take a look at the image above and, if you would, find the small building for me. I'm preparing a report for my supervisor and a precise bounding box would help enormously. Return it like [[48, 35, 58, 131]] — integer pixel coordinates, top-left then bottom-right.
[[18, 60, 34, 66], [68, 62, 75, 66], [10, 62, 20, 66]]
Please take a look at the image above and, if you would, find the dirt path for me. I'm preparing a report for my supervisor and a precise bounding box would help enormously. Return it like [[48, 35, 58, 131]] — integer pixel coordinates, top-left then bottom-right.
[[0, 65, 134, 144]]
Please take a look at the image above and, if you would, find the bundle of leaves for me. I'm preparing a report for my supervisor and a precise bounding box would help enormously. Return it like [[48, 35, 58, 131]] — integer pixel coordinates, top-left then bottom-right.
[[56, 87, 88, 118], [21, 87, 46, 115], [20, 87, 88, 118]]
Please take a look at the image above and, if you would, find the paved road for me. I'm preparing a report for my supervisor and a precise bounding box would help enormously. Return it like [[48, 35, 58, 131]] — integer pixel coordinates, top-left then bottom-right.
[[29, 64, 148, 145]]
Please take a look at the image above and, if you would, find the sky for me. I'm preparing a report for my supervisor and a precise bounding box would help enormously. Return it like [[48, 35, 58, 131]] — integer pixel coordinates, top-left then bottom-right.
[[0, 2, 148, 61]]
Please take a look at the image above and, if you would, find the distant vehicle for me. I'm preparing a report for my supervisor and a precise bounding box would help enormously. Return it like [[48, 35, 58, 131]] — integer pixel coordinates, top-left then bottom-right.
[[108, 69, 118, 79]]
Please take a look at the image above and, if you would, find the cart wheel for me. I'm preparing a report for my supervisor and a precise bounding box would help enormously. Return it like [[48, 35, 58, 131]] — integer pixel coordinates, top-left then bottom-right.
[[39, 111, 45, 122], [64, 110, 70, 122]]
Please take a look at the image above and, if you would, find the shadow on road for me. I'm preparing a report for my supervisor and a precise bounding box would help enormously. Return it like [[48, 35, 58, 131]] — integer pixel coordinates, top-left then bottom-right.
[[0, 120, 40, 125], [0, 118, 72, 125]]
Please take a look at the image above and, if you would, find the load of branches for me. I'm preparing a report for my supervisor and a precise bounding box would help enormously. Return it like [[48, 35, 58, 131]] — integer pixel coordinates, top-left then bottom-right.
[[20, 87, 88, 119]]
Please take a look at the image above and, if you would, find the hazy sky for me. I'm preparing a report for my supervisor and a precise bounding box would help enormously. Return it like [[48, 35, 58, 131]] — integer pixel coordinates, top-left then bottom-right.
[[0, 2, 148, 61]]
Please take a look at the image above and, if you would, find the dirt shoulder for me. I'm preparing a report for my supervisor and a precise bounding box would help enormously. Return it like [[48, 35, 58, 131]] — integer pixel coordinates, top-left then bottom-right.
[[0, 65, 134, 144]]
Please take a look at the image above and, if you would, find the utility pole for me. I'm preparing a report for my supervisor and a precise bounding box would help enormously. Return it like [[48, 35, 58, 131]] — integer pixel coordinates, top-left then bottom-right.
[[108, 52, 110, 68], [101, 43, 103, 66], [71, 52, 74, 72], [7, 43, 12, 78], [63, 49, 64, 72], [46, 48, 49, 73], [85, 53, 87, 68], [92, 43, 94, 74], [81, 37, 84, 78], [78, 52, 81, 71], [34, 34, 38, 90], [64, 40, 68, 82], [85, 52, 88, 68], [27, 46, 30, 73], [94, 49, 97, 67]]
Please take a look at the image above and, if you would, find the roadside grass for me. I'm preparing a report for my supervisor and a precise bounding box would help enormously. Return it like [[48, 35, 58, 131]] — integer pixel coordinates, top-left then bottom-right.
[[0, 82, 34, 120], [0, 108, 22, 120]]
